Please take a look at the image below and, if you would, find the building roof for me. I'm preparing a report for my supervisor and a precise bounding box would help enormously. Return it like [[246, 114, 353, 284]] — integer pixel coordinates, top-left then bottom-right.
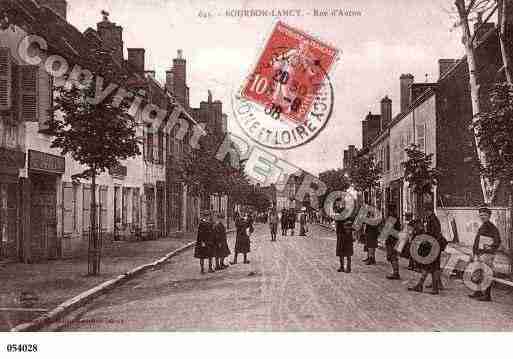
[[4, 0, 199, 129]]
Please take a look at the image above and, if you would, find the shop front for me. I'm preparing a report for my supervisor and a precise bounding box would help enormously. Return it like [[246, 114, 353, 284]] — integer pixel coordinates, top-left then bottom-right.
[[27, 150, 65, 261], [0, 147, 25, 262]]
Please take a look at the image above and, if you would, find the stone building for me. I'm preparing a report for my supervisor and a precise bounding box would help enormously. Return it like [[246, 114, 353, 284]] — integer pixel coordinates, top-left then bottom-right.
[[0, 0, 199, 262], [361, 21, 511, 253]]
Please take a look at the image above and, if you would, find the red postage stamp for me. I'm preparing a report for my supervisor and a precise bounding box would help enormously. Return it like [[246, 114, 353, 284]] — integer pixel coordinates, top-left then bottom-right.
[[241, 21, 339, 124]]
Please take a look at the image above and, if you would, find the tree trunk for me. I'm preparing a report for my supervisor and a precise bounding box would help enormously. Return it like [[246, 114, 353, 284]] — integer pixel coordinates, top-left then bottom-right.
[[509, 182, 513, 276], [455, 0, 499, 205], [499, 0, 513, 84], [88, 173, 99, 275]]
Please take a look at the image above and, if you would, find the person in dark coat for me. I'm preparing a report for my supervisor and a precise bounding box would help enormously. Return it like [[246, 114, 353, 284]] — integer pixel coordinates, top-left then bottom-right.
[[386, 208, 402, 280], [280, 208, 288, 236], [230, 211, 254, 264], [334, 200, 354, 273], [194, 211, 215, 274], [288, 208, 297, 236], [363, 221, 380, 265], [299, 208, 308, 236], [213, 212, 230, 270], [468, 206, 501, 302], [268, 206, 279, 241], [408, 205, 444, 294]]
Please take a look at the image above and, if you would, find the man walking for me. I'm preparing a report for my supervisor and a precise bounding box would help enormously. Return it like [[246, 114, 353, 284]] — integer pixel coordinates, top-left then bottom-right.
[[468, 206, 501, 302], [280, 208, 288, 236], [268, 205, 279, 241]]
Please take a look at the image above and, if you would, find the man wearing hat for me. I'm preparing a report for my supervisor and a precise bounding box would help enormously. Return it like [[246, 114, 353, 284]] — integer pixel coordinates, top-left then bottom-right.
[[468, 206, 501, 302]]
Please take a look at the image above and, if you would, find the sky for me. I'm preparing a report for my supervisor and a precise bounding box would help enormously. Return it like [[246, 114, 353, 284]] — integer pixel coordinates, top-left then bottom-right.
[[66, 0, 465, 175]]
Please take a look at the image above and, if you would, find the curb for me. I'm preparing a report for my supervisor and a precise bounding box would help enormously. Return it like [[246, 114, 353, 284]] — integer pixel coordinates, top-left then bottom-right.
[[11, 230, 235, 332]]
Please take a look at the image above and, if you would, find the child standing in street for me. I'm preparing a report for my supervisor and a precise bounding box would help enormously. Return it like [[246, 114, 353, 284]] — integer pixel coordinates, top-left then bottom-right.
[[214, 212, 230, 270], [194, 211, 215, 274]]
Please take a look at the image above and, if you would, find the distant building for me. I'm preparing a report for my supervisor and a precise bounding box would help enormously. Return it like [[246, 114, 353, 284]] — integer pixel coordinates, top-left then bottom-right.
[[343, 145, 358, 170]]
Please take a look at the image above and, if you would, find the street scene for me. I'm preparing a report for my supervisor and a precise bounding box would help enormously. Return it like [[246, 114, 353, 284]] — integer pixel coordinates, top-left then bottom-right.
[[51, 224, 513, 331], [1, 0, 513, 340]]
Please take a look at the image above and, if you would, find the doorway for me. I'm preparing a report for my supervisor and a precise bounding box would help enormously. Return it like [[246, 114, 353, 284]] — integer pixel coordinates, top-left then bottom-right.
[[30, 172, 58, 260]]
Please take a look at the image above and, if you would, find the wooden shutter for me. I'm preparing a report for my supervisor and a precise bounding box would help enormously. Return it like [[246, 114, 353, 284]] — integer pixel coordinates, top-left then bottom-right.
[[0, 48, 12, 110], [99, 186, 108, 231], [132, 188, 140, 226], [38, 69, 51, 131], [83, 185, 91, 231], [19, 65, 38, 122], [62, 182, 74, 234]]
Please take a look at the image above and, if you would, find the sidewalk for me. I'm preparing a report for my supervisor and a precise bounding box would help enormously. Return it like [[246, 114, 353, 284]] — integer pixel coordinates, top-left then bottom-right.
[[0, 233, 199, 331]]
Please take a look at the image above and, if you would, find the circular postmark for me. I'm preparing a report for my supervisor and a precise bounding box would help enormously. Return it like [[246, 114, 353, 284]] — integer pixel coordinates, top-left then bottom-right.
[[232, 22, 338, 150], [232, 59, 334, 150]]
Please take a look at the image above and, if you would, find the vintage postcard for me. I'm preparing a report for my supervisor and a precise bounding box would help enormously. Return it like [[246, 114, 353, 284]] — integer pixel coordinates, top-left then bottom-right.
[[0, 0, 512, 357]]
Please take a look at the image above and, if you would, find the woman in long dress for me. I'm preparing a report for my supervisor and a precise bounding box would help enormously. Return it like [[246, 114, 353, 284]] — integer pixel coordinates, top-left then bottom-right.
[[230, 212, 254, 264], [194, 211, 215, 274], [214, 212, 230, 270], [334, 201, 354, 273]]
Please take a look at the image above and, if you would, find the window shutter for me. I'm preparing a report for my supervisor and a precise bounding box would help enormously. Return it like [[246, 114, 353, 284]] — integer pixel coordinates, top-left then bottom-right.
[[99, 186, 108, 230], [62, 182, 74, 234], [83, 185, 91, 231], [38, 69, 51, 131], [19, 65, 38, 122], [0, 48, 12, 110]]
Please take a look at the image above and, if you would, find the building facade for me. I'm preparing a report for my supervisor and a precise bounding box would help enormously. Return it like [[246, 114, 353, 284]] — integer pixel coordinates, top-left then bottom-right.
[[362, 21, 511, 251], [0, 0, 200, 262]]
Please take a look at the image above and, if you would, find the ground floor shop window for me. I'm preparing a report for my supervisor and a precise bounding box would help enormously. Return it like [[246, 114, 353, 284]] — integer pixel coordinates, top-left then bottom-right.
[[0, 183, 18, 260]]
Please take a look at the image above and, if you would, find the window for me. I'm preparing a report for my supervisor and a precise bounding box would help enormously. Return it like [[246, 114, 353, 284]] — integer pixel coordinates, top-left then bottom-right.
[[157, 130, 164, 164], [146, 127, 153, 162], [385, 143, 390, 171], [63, 182, 76, 234], [122, 187, 129, 225], [83, 185, 91, 231], [19, 65, 38, 122], [0, 48, 13, 110], [132, 188, 140, 225], [99, 186, 108, 230], [145, 187, 155, 224]]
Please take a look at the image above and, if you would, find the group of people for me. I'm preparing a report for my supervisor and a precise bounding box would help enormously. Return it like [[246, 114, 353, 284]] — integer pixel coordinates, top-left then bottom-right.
[[266, 206, 309, 241], [334, 199, 501, 301], [194, 211, 254, 274]]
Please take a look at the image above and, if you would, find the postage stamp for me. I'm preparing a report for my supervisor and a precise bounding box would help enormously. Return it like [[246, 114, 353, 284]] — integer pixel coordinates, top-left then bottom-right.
[[241, 21, 339, 124], [233, 21, 340, 150]]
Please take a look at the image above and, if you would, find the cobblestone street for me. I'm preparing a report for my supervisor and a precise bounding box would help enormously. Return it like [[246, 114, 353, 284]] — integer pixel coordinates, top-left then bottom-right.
[[54, 224, 513, 331]]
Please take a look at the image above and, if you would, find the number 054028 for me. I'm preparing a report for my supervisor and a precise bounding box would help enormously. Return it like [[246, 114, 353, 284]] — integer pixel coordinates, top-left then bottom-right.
[[6, 344, 38, 352]]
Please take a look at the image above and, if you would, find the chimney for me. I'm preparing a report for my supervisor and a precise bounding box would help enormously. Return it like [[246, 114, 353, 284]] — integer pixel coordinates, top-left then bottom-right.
[[38, 0, 67, 19], [362, 112, 371, 148], [400, 74, 414, 113], [165, 70, 174, 93], [97, 11, 124, 64], [438, 59, 458, 79], [127, 48, 145, 74], [380, 95, 392, 131], [172, 49, 187, 106]]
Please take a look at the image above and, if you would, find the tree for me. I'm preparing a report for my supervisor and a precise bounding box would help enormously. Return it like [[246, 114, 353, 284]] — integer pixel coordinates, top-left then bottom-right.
[[349, 152, 381, 204], [453, 0, 513, 203], [47, 50, 140, 275], [473, 82, 513, 243], [318, 168, 351, 208], [402, 144, 441, 217]]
